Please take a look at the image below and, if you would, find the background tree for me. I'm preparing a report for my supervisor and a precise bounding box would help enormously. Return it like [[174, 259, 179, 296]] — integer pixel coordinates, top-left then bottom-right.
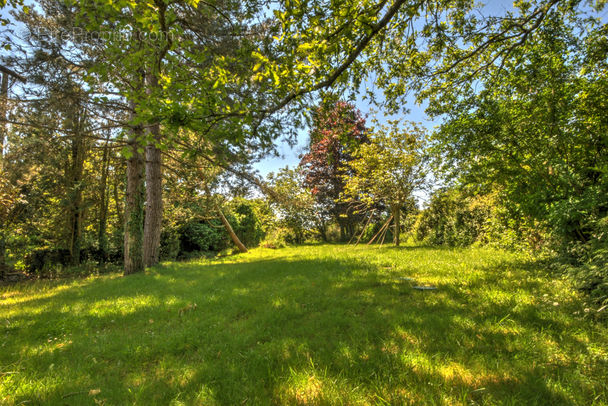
[[266, 167, 318, 244], [342, 121, 426, 246], [299, 101, 368, 240]]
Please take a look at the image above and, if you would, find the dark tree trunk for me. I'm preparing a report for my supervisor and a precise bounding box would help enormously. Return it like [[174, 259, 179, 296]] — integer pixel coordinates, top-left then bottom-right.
[[317, 223, 328, 242], [143, 73, 163, 268], [393, 204, 401, 247], [143, 125, 162, 267], [0, 72, 8, 277], [97, 135, 111, 262], [113, 170, 124, 227], [0, 72, 7, 159], [67, 111, 86, 266], [124, 135, 145, 275]]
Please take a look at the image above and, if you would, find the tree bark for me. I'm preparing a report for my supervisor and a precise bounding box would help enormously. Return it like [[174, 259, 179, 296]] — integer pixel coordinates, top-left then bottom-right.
[[97, 135, 111, 262], [320, 225, 328, 242], [143, 125, 162, 267], [67, 108, 86, 266], [143, 73, 163, 268], [124, 135, 145, 275], [339, 223, 346, 242], [393, 204, 401, 247], [0, 72, 8, 276], [0, 72, 7, 160], [0, 229, 5, 279], [113, 170, 124, 227], [215, 202, 248, 253]]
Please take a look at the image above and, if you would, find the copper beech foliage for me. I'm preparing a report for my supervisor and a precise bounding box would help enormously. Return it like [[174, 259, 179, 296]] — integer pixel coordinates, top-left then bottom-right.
[[299, 102, 368, 240]]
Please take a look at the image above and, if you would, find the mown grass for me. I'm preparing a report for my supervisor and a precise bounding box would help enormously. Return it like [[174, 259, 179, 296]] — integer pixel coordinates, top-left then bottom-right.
[[1, 244, 607, 405]]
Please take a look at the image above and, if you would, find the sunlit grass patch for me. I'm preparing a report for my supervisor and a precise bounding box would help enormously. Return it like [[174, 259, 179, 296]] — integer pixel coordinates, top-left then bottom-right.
[[1, 244, 607, 405]]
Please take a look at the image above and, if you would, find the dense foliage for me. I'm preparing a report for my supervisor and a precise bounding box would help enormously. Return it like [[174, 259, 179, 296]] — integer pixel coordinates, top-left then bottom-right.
[[425, 11, 608, 302]]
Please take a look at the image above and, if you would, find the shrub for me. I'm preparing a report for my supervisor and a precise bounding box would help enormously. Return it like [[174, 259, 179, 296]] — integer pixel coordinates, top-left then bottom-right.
[[80, 247, 103, 263], [231, 201, 264, 248], [24, 248, 71, 274], [262, 227, 292, 249], [325, 223, 342, 243], [415, 189, 493, 247], [159, 228, 180, 261], [562, 216, 608, 306], [179, 220, 226, 253]]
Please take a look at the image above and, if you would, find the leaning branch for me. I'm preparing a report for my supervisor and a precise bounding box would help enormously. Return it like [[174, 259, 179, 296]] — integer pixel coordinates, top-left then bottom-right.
[[259, 0, 408, 118], [0, 65, 26, 83]]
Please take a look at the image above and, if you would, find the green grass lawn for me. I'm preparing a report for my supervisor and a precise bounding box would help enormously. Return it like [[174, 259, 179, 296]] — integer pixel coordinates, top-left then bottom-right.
[[1, 245, 607, 405]]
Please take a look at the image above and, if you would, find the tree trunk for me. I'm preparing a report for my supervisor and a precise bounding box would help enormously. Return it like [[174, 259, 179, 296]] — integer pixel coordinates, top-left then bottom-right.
[[124, 136, 145, 275], [393, 204, 401, 247], [67, 111, 86, 266], [0, 72, 7, 160], [317, 223, 327, 242], [97, 135, 111, 262], [215, 203, 248, 253], [0, 69, 25, 276], [0, 72, 8, 277], [0, 229, 5, 279], [113, 169, 124, 226], [143, 73, 163, 268], [143, 125, 162, 267]]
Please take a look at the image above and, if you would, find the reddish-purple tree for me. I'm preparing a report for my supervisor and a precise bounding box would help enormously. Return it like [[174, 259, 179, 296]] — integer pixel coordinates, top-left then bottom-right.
[[299, 101, 368, 240]]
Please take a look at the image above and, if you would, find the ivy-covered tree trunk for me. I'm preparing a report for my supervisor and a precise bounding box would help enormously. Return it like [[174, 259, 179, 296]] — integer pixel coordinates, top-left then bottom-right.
[[143, 73, 163, 268], [113, 169, 124, 227], [67, 110, 86, 266], [124, 135, 145, 275]]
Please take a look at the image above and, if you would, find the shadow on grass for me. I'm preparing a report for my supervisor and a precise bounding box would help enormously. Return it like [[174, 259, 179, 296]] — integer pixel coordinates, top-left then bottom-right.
[[1, 248, 606, 405]]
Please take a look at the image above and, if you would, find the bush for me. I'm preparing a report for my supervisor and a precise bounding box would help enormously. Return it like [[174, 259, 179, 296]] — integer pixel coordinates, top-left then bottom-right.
[[24, 248, 71, 274], [179, 221, 225, 253], [356, 218, 395, 244], [571, 249, 608, 306], [231, 201, 264, 248], [262, 227, 292, 249], [160, 228, 180, 261], [359, 222, 379, 243], [325, 223, 342, 243], [80, 247, 101, 263], [561, 217, 608, 306], [415, 189, 493, 247]]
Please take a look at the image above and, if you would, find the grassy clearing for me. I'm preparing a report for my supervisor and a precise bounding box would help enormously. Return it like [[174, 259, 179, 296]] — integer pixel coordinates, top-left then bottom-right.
[[1, 244, 607, 405]]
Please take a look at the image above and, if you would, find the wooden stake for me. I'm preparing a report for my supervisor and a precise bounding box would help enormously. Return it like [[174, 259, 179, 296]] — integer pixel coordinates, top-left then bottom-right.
[[367, 215, 393, 245]]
